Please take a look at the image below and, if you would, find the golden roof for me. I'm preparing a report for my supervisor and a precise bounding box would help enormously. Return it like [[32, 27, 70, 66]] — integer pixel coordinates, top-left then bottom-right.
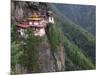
[[28, 14, 42, 21]]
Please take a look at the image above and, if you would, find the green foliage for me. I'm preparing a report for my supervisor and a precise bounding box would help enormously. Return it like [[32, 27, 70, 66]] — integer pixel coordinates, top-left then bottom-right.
[[49, 5, 96, 70], [46, 23, 62, 52], [46, 23, 64, 71], [11, 42, 23, 65], [62, 23, 96, 64], [18, 28, 42, 73], [52, 6, 96, 64], [64, 36, 95, 69], [11, 22, 23, 73], [65, 55, 82, 71], [11, 23, 42, 73]]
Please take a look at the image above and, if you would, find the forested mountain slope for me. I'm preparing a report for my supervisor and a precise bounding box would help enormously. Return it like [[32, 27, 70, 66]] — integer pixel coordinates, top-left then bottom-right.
[[49, 3, 96, 35]]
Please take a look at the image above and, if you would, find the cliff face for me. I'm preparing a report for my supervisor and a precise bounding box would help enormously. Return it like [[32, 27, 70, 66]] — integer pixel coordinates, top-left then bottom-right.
[[36, 36, 65, 72], [12, 29, 65, 74], [11, 1, 33, 21], [11, 1, 65, 74]]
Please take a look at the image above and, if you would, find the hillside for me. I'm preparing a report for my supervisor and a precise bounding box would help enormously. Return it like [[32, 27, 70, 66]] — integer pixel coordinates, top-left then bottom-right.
[[49, 3, 96, 35], [49, 3, 96, 68], [11, 1, 96, 74]]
